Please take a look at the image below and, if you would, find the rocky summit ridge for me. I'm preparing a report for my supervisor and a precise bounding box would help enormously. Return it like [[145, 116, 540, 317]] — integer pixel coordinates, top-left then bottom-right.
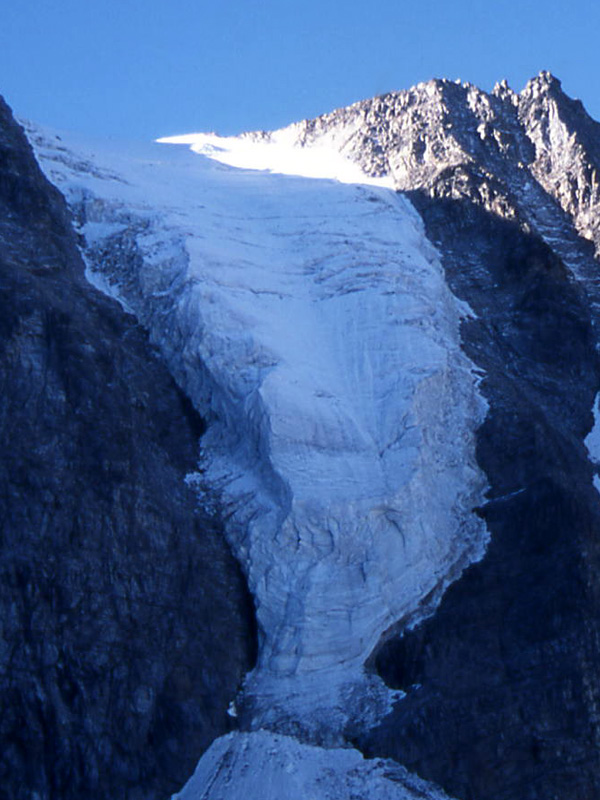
[[265, 71, 600, 240]]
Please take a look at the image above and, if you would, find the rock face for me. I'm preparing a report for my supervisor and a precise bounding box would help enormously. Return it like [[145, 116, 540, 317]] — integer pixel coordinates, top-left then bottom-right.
[[0, 97, 256, 800]]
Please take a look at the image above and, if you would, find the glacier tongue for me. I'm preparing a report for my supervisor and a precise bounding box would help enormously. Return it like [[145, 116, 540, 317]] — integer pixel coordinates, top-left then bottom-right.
[[173, 730, 451, 800], [28, 124, 486, 791]]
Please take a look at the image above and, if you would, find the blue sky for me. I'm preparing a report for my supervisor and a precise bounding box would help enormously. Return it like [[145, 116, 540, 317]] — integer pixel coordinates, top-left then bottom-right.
[[1, 0, 598, 140]]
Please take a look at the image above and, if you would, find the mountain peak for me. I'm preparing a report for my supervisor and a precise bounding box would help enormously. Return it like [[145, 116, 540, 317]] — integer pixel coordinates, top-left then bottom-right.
[[521, 70, 563, 99], [492, 78, 516, 102]]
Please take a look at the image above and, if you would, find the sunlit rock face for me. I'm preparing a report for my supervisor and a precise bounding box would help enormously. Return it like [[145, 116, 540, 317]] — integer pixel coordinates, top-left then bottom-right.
[[0, 97, 256, 800]]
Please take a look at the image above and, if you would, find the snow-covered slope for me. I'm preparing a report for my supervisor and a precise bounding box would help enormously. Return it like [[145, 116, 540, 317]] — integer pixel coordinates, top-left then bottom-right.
[[27, 124, 487, 797]]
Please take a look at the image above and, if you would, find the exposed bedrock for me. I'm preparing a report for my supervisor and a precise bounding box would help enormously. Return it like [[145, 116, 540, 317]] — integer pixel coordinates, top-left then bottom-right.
[[0, 97, 257, 800], [360, 198, 600, 800]]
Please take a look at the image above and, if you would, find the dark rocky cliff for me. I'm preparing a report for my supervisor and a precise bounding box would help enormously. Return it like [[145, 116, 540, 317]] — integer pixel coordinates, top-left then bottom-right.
[[361, 200, 600, 800], [0, 97, 256, 800]]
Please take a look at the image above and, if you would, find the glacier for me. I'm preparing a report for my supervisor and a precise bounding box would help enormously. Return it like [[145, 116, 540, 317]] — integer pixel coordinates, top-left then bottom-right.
[[27, 123, 488, 797]]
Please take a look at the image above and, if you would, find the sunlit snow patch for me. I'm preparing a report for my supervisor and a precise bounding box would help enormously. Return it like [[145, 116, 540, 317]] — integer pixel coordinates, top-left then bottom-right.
[[157, 128, 394, 187]]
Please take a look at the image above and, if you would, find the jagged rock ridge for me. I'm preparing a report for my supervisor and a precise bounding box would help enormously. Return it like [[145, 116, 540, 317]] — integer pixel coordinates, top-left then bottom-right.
[[268, 72, 600, 304]]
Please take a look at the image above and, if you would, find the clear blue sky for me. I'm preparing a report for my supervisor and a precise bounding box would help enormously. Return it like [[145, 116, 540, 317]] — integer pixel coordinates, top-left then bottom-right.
[[1, 0, 598, 140]]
